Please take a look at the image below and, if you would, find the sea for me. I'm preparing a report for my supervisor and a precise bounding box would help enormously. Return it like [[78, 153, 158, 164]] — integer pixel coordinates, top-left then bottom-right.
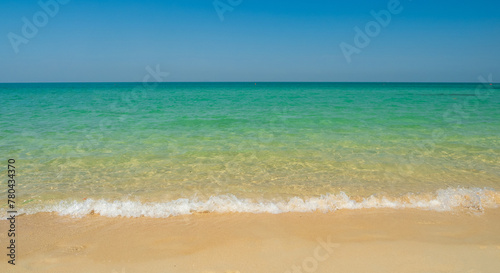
[[0, 82, 499, 218]]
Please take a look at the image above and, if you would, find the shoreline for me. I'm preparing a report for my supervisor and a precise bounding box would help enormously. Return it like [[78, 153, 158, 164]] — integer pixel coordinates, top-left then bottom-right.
[[1, 208, 500, 273], [3, 187, 499, 219]]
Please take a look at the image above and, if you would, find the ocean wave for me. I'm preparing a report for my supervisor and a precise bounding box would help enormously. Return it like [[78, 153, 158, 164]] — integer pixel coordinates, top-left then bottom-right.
[[4, 188, 500, 218]]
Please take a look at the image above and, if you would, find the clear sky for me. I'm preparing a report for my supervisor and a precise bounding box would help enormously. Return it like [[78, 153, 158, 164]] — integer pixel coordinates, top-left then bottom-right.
[[1, 0, 499, 82]]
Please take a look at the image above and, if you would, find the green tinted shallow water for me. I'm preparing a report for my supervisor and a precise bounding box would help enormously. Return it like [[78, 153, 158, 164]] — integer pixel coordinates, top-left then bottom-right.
[[1, 82, 499, 206]]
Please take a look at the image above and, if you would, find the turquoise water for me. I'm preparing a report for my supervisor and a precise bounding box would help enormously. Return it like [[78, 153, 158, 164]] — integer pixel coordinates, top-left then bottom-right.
[[1, 83, 499, 216]]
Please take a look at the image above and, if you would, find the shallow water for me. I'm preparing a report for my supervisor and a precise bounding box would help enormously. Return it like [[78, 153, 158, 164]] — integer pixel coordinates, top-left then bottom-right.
[[1, 82, 499, 216]]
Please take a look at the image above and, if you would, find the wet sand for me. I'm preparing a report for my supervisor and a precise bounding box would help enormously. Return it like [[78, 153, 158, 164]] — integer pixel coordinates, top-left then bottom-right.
[[1, 208, 500, 273]]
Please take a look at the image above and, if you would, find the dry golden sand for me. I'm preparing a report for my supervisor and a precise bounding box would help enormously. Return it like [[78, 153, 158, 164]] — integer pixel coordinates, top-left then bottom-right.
[[1, 208, 500, 273]]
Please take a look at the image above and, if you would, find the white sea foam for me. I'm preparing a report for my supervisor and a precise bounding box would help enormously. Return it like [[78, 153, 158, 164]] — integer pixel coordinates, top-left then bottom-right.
[[5, 188, 500, 218]]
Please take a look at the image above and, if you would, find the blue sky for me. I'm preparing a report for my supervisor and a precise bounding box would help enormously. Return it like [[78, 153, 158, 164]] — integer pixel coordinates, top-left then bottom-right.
[[1, 0, 499, 82]]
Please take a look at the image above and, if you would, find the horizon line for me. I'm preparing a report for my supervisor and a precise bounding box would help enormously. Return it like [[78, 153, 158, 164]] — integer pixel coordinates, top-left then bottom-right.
[[0, 81, 498, 84]]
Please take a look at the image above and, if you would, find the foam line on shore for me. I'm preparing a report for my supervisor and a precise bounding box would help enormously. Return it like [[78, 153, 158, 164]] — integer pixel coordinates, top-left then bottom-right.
[[4, 187, 499, 218]]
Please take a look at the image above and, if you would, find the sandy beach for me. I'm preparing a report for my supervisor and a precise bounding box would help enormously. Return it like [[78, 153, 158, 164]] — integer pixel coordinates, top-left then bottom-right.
[[2, 0, 500, 272], [1, 208, 499, 273]]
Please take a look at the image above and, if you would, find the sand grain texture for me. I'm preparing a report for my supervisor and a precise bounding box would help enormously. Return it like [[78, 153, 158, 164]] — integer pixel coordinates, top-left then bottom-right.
[[1, 209, 500, 273]]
